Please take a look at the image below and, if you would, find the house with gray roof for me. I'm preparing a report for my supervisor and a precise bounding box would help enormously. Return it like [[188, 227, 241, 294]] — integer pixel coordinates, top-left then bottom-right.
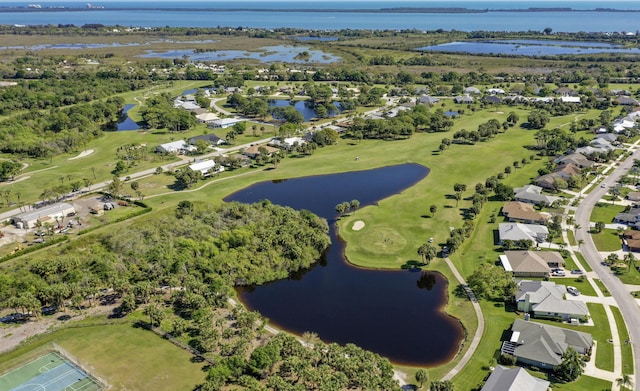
[[554, 153, 595, 169], [11, 202, 76, 229], [501, 319, 593, 369], [417, 95, 440, 105], [481, 366, 550, 391], [454, 95, 474, 104], [498, 223, 548, 244], [513, 185, 560, 206], [464, 86, 481, 95], [516, 280, 589, 322], [616, 96, 640, 106], [615, 207, 640, 228], [500, 250, 564, 278]]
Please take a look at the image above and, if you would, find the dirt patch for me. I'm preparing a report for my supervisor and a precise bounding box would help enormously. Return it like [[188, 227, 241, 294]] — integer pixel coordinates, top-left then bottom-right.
[[68, 149, 94, 160], [352, 220, 365, 231]]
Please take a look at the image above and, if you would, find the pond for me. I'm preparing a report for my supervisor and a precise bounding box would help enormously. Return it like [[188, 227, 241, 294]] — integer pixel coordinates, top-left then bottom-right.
[[116, 104, 140, 131], [268, 99, 343, 122], [0, 39, 219, 51], [418, 39, 640, 57], [225, 164, 465, 366], [139, 45, 341, 63]]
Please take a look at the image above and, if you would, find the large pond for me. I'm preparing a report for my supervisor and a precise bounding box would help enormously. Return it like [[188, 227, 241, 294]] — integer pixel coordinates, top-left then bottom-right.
[[139, 45, 340, 63], [225, 164, 465, 366], [418, 39, 640, 57], [269, 99, 343, 122]]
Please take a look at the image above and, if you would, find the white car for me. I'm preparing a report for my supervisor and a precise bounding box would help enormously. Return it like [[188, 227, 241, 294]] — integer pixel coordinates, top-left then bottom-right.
[[601, 183, 607, 188], [551, 268, 566, 277], [567, 286, 581, 296]]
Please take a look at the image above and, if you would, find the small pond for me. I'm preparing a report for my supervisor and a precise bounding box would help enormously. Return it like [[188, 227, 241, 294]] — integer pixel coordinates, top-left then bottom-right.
[[418, 39, 640, 56], [269, 99, 343, 122], [138, 45, 341, 63], [117, 104, 140, 131], [444, 111, 459, 118], [226, 164, 465, 366]]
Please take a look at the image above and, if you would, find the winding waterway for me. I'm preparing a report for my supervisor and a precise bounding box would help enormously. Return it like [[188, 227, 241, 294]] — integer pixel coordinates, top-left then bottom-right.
[[225, 164, 464, 367]]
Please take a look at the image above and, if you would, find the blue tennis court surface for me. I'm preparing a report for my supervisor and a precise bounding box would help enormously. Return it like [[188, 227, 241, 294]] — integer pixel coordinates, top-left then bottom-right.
[[0, 352, 103, 391]]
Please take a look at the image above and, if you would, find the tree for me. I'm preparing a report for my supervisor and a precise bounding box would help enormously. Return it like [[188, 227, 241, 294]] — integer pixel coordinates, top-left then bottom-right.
[[494, 183, 514, 201], [554, 347, 585, 381], [417, 243, 437, 265], [616, 374, 633, 391], [624, 252, 636, 273], [577, 239, 585, 250], [593, 221, 605, 234], [107, 176, 123, 198], [143, 303, 164, 328], [467, 264, 517, 301], [415, 369, 428, 389], [429, 204, 438, 217], [350, 199, 360, 213], [527, 110, 550, 129], [335, 202, 350, 217], [453, 192, 462, 207]]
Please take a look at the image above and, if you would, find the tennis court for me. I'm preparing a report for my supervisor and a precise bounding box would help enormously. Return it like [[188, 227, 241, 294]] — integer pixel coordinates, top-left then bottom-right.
[[0, 352, 103, 391]]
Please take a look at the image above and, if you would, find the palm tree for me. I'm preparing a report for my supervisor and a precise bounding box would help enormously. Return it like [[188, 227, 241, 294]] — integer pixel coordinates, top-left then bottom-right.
[[624, 252, 636, 273], [577, 239, 585, 250], [417, 243, 437, 265], [616, 374, 633, 390]]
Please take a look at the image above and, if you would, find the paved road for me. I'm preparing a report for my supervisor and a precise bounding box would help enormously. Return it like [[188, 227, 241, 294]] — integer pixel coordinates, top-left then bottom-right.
[[574, 146, 640, 388]]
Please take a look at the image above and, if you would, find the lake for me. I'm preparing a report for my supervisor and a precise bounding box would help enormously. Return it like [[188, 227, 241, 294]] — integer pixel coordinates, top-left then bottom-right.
[[139, 45, 341, 64], [225, 164, 465, 366], [418, 39, 640, 57], [269, 100, 342, 122], [116, 104, 140, 131]]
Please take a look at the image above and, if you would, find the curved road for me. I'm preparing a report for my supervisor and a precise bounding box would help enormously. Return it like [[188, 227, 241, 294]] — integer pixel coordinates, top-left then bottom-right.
[[574, 146, 640, 388]]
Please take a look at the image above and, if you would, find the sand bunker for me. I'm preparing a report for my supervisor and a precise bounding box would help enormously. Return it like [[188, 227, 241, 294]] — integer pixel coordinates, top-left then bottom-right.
[[68, 149, 94, 160], [352, 220, 365, 231]]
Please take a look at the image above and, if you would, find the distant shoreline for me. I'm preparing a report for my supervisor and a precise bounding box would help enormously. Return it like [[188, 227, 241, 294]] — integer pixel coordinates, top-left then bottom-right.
[[0, 7, 639, 14]]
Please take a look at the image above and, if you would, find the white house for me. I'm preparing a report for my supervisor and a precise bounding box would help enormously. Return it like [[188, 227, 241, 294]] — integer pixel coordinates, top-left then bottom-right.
[[156, 140, 195, 154], [268, 137, 306, 149], [188, 159, 224, 177], [12, 202, 76, 229], [195, 112, 219, 123], [498, 223, 548, 244], [209, 118, 244, 129]]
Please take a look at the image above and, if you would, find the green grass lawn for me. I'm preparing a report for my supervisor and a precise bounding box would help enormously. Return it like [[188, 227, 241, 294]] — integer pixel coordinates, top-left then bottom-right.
[[567, 230, 576, 246], [590, 203, 626, 224], [593, 279, 612, 297], [574, 252, 593, 272], [0, 322, 206, 391], [611, 305, 634, 375], [615, 264, 640, 285], [550, 277, 597, 296], [550, 375, 611, 391], [591, 229, 622, 252], [588, 303, 614, 372]]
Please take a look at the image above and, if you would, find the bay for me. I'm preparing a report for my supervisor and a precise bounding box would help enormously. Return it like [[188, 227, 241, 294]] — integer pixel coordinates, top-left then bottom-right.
[[1, 1, 640, 32]]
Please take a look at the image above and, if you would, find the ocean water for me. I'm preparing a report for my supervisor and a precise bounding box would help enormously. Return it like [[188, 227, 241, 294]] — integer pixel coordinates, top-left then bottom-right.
[[0, 1, 639, 31]]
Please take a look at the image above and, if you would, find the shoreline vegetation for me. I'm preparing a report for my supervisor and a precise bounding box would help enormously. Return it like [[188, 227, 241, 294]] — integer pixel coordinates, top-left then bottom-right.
[[2, 7, 640, 13]]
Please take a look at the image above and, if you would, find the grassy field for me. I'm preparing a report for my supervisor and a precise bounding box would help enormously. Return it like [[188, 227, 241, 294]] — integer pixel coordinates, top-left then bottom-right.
[[590, 203, 626, 224], [588, 303, 614, 372], [615, 265, 640, 285], [575, 252, 593, 272], [611, 305, 634, 375], [593, 279, 612, 297], [0, 322, 206, 391], [591, 229, 622, 252]]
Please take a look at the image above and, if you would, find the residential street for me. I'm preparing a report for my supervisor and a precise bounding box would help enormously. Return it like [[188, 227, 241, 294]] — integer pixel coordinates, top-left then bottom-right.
[[574, 144, 640, 390]]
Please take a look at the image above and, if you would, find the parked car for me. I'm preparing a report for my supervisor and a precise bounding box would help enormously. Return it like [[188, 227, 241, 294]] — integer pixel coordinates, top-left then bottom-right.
[[571, 269, 584, 275], [567, 286, 581, 296], [551, 268, 566, 277]]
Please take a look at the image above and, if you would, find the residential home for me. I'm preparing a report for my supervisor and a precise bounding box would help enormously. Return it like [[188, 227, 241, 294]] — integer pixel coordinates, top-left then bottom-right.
[[615, 207, 640, 227], [501, 319, 593, 369], [594, 133, 618, 143], [515, 280, 589, 322], [463, 86, 481, 95], [560, 96, 581, 103], [268, 136, 306, 150], [481, 366, 550, 391], [11, 202, 76, 229], [622, 230, 640, 252], [590, 138, 617, 152], [483, 95, 502, 104], [500, 250, 564, 278], [612, 118, 636, 133], [243, 144, 280, 159], [502, 202, 549, 224], [195, 112, 220, 124], [156, 140, 194, 154], [536, 163, 582, 189], [554, 87, 578, 96], [454, 95, 474, 104], [188, 159, 224, 177], [616, 96, 640, 106], [555, 153, 595, 169], [189, 134, 226, 146], [513, 185, 560, 206], [417, 95, 439, 105], [208, 118, 244, 129], [627, 192, 640, 202], [486, 88, 506, 95], [498, 223, 549, 244], [220, 153, 252, 168]]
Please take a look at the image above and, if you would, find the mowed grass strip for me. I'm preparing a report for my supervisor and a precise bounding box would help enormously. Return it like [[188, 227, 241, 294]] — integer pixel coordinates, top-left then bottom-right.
[[610, 305, 634, 375], [589, 303, 614, 372]]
